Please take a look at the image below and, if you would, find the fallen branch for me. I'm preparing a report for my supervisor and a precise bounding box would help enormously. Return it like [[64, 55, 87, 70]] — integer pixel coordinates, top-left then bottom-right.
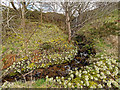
[[23, 70, 34, 77]]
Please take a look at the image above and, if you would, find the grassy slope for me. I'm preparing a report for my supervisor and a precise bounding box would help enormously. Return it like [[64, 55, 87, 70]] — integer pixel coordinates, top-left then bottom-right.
[[2, 10, 119, 88], [77, 10, 119, 60], [2, 21, 76, 59], [2, 20, 77, 78], [30, 10, 119, 88]]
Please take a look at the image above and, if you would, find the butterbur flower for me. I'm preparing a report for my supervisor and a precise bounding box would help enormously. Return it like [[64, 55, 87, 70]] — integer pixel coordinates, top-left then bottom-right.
[[70, 70, 73, 74], [99, 61, 103, 65], [80, 85, 83, 88], [109, 66, 112, 70], [96, 68, 99, 73], [46, 75, 48, 79], [101, 72, 104, 76], [102, 67, 106, 71], [108, 62, 111, 65], [75, 68, 78, 71], [106, 71, 111, 75], [113, 81, 119, 87], [59, 81, 62, 84], [75, 71, 79, 76], [97, 74, 100, 77], [115, 67, 118, 71], [92, 72, 95, 74], [104, 66, 107, 69], [50, 77, 53, 81], [97, 62, 101, 66], [100, 76, 103, 79], [83, 71, 87, 74], [79, 73, 81, 77], [18, 62, 20, 65], [27, 61, 30, 64], [86, 81, 89, 86], [93, 85, 96, 88], [103, 75, 106, 79], [98, 84, 103, 88], [94, 77, 98, 80], [53, 79, 56, 82], [85, 75, 89, 81], [90, 86, 93, 88], [70, 74, 74, 79], [68, 83, 71, 87], [90, 76, 93, 79], [12, 65, 15, 68], [61, 76, 64, 80], [77, 83, 80, 87], [107, 81, 112, 88], [13, 62, 16, 65], [81, 81, 83, 84], [57, 79, 60, 82], [103, 79, 107, 83], [112, 65, 114, 67], [72, 85, 74, 88], [79, 70, 81, 73], [56, 76, 58, 79], [68, 78, 71, 81], [87, 70, 90, 72], [112, 60, 116, 64], [113, 71, 118, 76], [64, 80, 67, 86]]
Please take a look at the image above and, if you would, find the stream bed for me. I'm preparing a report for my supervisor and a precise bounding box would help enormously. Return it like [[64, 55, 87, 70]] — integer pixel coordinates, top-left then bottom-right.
[[2, 35, 96, 82]]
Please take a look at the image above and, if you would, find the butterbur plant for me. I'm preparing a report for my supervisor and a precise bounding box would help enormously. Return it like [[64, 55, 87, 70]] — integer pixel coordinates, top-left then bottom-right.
[[45, 55, 119, 88], [1, 1, 119, 89]]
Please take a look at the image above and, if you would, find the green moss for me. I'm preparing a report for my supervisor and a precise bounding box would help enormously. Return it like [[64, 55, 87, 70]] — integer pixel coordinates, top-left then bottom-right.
[[34, 79, 45, 87]]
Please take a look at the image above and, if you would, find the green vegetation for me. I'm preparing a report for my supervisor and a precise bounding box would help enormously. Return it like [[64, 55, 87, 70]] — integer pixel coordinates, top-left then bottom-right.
[[46, 56, 119, 88], [76, 10, 119, 58], [2, 22, 77, 77], [1, 8, 119, 89]]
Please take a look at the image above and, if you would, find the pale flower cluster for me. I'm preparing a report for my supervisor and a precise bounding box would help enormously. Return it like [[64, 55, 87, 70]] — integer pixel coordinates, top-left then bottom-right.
[[45, 55, 119, 88]]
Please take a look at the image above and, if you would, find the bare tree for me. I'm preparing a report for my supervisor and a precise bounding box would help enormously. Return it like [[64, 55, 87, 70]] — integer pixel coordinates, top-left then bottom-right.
[[61, 2, 88, 42], [72, 2, 117, 37], [33, 2, 43, 24], [61, 2, 72, 42], [60, 1, 117, 40], [3, 0, 31, 55], [10, 2, 18, 12]]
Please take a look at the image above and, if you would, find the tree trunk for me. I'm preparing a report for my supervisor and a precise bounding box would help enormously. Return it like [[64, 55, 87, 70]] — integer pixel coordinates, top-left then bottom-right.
[[21, 2, 25, 37], [7, 2, 10, 27], [21, 0, 27, 56], [40, 9, 42, 24], [65, 3, 71, 42], [67, 12, 71, 42]]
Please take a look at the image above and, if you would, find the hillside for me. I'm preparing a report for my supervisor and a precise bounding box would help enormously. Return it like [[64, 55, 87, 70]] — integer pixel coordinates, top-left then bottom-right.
[[77, 10, 119, 59], [1, 7, 119, 89], [2, 21, 77, 69]]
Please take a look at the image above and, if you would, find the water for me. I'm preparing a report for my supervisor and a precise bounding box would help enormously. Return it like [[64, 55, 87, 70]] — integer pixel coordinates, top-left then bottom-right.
[[2, 35, 96, 82]]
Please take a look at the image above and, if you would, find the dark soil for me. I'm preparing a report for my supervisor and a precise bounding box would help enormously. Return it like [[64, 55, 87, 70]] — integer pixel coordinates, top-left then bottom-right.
[[2, 35, 96, 82]]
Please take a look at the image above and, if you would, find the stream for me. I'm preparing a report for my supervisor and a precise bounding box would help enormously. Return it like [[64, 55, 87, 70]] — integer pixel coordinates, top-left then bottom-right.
[[2, 35, 96, 82]]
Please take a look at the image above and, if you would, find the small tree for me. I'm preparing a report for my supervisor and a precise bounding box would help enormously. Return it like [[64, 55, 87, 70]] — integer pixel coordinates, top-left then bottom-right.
[[61, 2, 72, 42]]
